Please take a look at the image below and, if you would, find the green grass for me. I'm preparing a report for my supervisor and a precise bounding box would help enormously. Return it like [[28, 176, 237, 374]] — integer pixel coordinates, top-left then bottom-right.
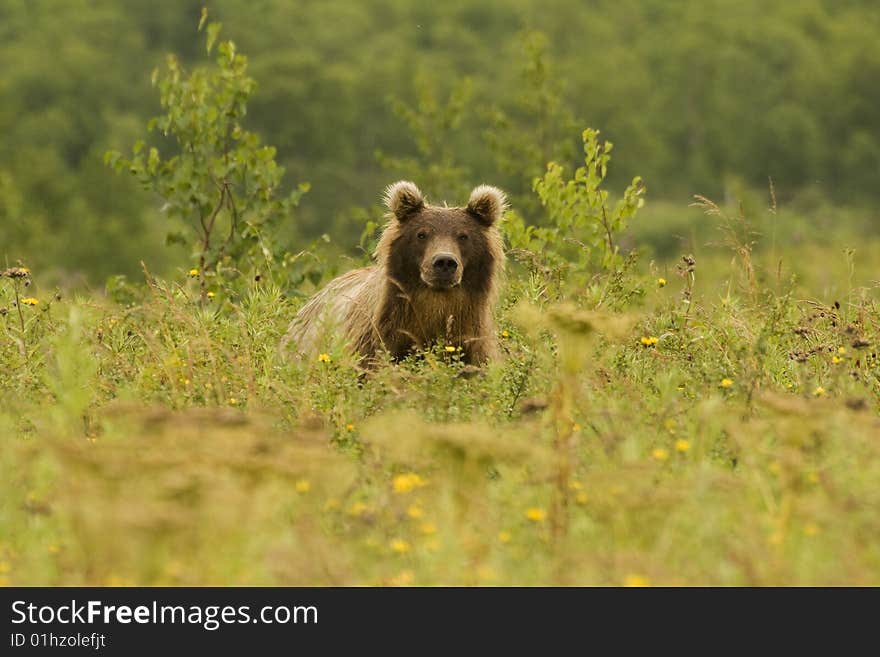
[[2, 201, 880, 586]]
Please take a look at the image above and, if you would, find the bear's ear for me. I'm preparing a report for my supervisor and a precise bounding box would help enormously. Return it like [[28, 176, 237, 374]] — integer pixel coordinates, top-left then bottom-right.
[[466, 185, 507, 226], [384, 181, 425, 222]]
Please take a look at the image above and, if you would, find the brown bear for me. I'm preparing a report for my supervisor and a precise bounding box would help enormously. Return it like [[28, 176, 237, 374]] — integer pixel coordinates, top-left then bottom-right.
[[283, 181, 507, 366]]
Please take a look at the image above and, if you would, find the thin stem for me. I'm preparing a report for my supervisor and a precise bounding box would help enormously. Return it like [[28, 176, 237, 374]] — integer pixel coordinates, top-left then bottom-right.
[[222, 181, 238, 249], [601, 206, 615, 256], [13, 280, 27, 363], [197, 184, 228, 301]]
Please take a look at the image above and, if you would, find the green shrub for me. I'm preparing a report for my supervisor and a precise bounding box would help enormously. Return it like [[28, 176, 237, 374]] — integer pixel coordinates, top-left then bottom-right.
[[105, 10, 311, 297]]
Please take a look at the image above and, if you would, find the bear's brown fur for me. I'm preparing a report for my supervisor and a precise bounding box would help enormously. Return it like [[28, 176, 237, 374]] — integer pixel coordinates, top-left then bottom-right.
[[283, 181, 507, 366]]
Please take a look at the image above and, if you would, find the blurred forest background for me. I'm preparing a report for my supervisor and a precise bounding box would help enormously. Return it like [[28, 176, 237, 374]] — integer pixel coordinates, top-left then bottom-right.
[[2, 0, 879, 285]]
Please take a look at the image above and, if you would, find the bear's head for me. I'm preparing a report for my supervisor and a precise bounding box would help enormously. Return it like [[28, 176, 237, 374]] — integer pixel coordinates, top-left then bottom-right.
[[379, 181, 506, 296]]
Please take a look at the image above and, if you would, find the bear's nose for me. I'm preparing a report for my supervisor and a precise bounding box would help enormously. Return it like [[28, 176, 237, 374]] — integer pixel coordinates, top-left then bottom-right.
[[432, 253, 459, 273]]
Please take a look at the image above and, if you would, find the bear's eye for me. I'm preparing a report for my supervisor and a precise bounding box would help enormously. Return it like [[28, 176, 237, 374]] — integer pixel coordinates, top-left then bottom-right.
[[417, 231, 428, 240], [458, 233, 469, 242]]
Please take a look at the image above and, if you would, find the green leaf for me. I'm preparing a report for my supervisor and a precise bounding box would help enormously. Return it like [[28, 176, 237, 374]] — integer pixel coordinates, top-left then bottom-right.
[[103, 150, 119, 167], [206, 22, 222, 54], [198, 7, 208, 32], [147, 147, 160, 174]]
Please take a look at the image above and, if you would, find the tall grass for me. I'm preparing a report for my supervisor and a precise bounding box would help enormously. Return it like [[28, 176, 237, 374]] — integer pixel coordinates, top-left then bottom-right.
[[3, 201, 880, 585]]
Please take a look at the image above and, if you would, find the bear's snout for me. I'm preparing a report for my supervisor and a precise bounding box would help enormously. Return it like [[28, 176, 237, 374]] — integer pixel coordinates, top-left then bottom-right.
[[421, 250, 462, 289], [432, 253, 459, 274]]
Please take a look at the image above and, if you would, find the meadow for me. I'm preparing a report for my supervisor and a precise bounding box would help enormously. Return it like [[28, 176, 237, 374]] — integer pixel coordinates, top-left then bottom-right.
[[2, 8, 880, 587], [4, 182, 880, 586]]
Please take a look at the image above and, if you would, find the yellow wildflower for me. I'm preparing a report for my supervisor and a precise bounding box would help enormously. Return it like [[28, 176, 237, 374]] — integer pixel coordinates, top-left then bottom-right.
[[392, 473, 427, 494], [720, 378, 733, 388], [813, 386, 826, 397], [640, 336, 659, 346], [501, 330, 510, 338], [575, 492, 589, 505], [444, 345, 457, 353], [188, 268, 199, 277], [525, 507, 546, 522], [20, 297, 39, 306], [657, 277, 667, 287], [347, 502, 368, 517], [652, 448, 669, 461], [624, 574, 651, 587], [498, 531, 512, 544], [838, 346, 846, 354], [295, 480, 310, 494], [346, 423, 355, 432], [390, 539, 410, 554], [407, 504, 424, 519], [420, 522, 437, 535], [831, 356, 842, 364], [674, 439, 691, 453], [803, 523, 820, 536], [317, 353, 331, 363], [206, 291, 215, 299]]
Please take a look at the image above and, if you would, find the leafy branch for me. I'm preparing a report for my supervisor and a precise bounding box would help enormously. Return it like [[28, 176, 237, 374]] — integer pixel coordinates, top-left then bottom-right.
[[105, 8, 309, 297]]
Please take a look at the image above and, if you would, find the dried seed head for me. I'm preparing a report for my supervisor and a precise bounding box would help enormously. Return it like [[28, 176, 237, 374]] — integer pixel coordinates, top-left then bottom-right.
[[3, 267, 30, 279]]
